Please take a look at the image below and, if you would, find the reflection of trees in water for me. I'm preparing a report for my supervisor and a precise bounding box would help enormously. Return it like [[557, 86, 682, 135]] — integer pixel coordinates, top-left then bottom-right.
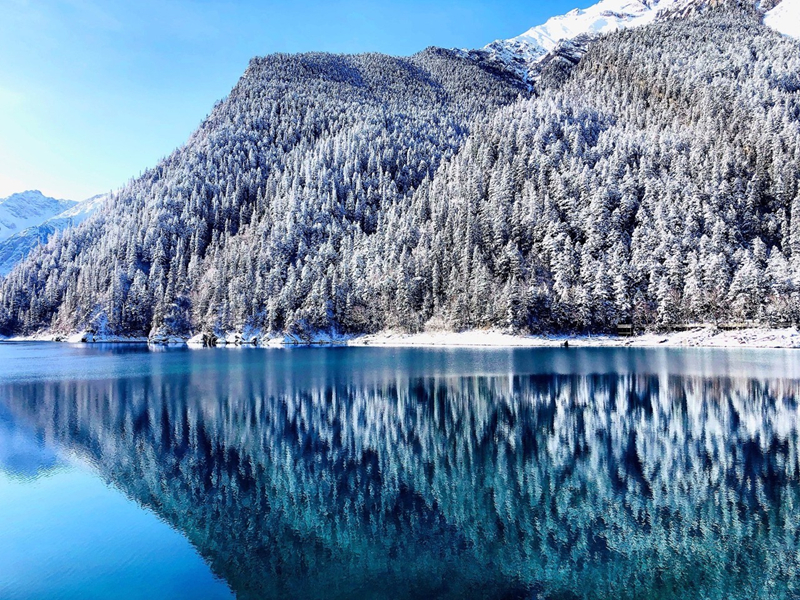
[[3, 372, 800, 600], [0, 404, 61, 479]]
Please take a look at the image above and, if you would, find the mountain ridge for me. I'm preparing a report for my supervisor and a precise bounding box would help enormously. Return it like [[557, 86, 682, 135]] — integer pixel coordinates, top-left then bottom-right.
[[482, 0, 795, 82], [0, 3, 798, 341], [0, 194, 106, 276], [0, 191, 76, 243]]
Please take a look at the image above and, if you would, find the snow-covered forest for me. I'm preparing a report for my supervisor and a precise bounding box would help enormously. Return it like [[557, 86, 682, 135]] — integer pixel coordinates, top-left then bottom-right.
[[1, 3, 799, 338]]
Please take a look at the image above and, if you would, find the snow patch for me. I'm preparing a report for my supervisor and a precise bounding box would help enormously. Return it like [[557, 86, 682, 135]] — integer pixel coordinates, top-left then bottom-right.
[[148, 333, 187, 346], [765, 0, 800, 39], [66, 331, 92, 343], [61, 331, 148, 344], [347, 327, 800, 349], [187, 333, 213, 347], [206, 329, 356, 347]]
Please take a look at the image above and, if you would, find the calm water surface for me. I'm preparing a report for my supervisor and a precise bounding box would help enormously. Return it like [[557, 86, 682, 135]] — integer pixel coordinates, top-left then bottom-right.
[[1, 342, 800, 599]]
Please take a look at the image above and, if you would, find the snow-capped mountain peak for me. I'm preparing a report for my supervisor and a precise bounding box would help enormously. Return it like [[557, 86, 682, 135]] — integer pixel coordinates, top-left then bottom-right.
[[0, 191, 77, 243], [0, 193, 107, 276], [488, 0, 685, 66], [484, 0, 794, 82]]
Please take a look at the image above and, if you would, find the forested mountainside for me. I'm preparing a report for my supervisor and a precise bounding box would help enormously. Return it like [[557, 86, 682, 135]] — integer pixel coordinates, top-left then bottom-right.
[[0, 4, 799, 339], [410, 10, 800, 332], [0, 49, 529, 338]]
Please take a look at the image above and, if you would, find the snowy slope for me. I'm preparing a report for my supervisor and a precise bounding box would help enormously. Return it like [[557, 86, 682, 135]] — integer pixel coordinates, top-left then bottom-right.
[[50, 193, 106, 226], [0, 191, 76, 242], [0, 194, 106, 276], [486, 0, 687, 69], [765, 0, 800, 39], [484, 0, 792, 79], [511, 0, 682, 54]]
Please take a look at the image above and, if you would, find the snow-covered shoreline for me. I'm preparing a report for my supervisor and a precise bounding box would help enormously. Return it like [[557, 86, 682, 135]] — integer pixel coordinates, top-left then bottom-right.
[[349, 328, 800, 349], [3, 327, 800, 349]]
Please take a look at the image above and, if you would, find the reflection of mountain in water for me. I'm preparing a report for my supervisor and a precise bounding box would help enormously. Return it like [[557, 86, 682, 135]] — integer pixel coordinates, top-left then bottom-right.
[[0, 406, 60, 479], [2, 366, 800, 600]]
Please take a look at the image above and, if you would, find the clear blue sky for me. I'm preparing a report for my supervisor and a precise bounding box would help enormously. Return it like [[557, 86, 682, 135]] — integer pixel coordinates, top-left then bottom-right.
[[0, 0, 585, 200]]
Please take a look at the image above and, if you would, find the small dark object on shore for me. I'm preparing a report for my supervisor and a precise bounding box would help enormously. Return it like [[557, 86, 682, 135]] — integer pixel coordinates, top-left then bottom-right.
[[563, 340, 569, 348]]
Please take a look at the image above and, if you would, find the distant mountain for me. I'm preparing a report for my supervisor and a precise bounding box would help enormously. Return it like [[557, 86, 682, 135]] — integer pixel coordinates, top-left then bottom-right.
[[0, 194, 106, 276], [490, 0, 681, 60], [483, 0, 795, 80], [0, 191, 76, 243]]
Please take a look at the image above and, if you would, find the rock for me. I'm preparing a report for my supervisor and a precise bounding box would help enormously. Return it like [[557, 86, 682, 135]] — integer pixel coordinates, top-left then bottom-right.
[[187, 332, 217, 347], [148, 333, 187, 345]]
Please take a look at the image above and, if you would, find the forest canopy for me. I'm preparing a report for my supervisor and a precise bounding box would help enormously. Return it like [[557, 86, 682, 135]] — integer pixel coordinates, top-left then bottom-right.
[[1, 6, 799, 339]]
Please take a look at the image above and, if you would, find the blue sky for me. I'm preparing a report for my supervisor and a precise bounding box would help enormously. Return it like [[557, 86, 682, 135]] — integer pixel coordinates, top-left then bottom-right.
[[0, 0, 586, 200]]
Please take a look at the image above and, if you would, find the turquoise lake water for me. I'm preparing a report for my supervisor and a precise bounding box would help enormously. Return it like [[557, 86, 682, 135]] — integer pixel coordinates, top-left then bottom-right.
[[1, 342, 800, 599]]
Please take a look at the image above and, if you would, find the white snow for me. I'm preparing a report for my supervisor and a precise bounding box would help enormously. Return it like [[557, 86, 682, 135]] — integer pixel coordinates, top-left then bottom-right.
[[348, 327, 800, 349], [490, 0, 800, 68], [488, 0, 686, 65], [187, 333, 210, 347], [765, 0, 800, 39], [66, 331, 148, 343], [66, 331, 92, 343], [52, 193, 106, 227], [8, 327, 800, 350], [512, 0, 677, 54], [0, 190, 77, 242], [0, 193, 107, 276]]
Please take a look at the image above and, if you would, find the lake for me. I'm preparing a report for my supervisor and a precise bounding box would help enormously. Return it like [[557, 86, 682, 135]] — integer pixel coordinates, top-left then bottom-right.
[[1, 342, 800, 599]]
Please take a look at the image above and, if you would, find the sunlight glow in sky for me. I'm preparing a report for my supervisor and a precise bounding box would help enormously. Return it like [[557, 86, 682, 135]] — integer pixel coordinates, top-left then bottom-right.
[[0, 0, 586, 200]]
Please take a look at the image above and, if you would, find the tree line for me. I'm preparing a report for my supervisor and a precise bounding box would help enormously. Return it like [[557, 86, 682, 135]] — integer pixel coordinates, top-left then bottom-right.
[[0, 7, 798, 338]]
